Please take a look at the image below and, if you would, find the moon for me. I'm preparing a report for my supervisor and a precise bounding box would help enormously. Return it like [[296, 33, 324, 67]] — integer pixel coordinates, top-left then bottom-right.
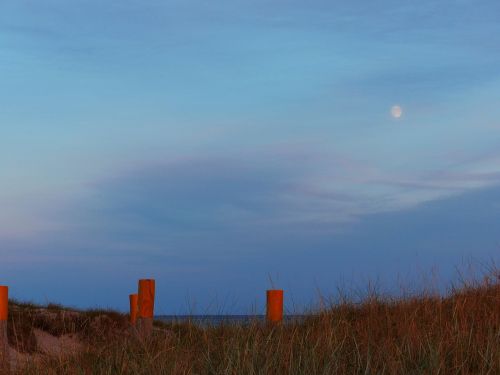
[[390, 105, 403, 119]]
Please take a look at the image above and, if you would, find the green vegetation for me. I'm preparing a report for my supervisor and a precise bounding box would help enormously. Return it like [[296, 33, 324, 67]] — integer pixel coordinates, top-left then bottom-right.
[[7, 270, 500, 374]]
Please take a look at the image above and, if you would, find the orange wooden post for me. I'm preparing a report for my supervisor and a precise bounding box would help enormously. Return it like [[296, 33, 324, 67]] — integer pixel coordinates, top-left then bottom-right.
[[129, 293, 138, 326], [0, 286, 9, 373], [137, 279, 155, 338], [266, 289, 283, 323]]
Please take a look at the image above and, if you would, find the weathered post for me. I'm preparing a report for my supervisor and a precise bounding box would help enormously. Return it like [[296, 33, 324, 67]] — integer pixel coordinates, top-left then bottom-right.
[[0, 286, 9, 373], [266, 289, 283, 324], [129, 293, 138, 326], [137, 279, 155, 338]]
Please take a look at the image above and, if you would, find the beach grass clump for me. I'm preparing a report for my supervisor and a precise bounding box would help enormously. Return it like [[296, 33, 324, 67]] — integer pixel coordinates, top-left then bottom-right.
[[13, 269, 500, 374], [7, 300, 128, 354]]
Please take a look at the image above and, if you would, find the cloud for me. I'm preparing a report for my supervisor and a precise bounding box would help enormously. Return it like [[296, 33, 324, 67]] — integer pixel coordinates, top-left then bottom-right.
[[340, 63, 500, 104], [31, 146, 496, 260], [2, 144, 500, 311], [3, 158, 500, 312], [3, 144, 500, 252]]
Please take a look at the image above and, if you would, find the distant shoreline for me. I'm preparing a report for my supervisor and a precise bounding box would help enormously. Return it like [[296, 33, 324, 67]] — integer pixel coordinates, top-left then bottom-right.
[[156, 314, 307, 326]]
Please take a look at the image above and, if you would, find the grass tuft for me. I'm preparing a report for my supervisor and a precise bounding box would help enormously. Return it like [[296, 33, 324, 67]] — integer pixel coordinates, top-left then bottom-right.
[[9, 268, 500, 374]]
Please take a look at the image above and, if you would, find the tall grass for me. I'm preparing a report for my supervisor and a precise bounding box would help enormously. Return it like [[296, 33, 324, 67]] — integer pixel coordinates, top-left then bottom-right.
[[14, 269, 500, 374]]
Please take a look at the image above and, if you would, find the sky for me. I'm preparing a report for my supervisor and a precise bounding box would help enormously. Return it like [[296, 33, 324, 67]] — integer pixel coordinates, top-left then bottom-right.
[[1, 0, 500, 314]]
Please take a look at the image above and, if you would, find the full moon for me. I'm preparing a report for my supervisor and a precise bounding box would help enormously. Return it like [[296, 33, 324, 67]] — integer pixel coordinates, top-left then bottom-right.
[[391, 105, 403, 119]]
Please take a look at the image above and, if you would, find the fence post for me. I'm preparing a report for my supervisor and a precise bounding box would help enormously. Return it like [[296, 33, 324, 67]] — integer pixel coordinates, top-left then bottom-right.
[[129, 293, 138, 326], [0, 286, 9, 373], [137, 279, 155, 338], [266, 289, 283, 324]]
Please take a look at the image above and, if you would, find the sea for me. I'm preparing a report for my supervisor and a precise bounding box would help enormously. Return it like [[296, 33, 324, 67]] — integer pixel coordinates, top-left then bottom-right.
[[156, 315, 307, 327]]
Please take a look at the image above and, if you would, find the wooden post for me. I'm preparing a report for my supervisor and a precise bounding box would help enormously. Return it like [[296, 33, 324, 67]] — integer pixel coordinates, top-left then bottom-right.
[[129, 293, 138, 326], [0, 286, 9, 373], [266, 289, 283, 324], [137, 279, 155, 338]]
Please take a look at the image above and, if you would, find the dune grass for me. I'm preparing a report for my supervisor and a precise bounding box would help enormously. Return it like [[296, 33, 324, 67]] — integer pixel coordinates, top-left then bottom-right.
[[9, 269, 500, 374]]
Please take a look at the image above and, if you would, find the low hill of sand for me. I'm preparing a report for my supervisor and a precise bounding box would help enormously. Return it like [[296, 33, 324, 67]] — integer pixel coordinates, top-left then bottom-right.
[[4, 274, 499, 374], [6, 303, 130, 370]]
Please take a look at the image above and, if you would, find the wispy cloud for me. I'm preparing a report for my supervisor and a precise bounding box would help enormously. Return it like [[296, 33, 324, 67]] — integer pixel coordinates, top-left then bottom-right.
[[41, 146, 500, 248], [3, 149, 500, 311]]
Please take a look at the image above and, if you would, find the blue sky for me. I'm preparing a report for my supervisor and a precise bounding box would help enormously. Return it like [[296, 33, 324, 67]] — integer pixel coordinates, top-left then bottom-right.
[[1, 0, 500, 313]]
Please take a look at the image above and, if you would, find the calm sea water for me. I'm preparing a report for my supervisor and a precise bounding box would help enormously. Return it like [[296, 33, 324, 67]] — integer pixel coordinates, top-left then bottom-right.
[[157, 315, 307, 326]]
